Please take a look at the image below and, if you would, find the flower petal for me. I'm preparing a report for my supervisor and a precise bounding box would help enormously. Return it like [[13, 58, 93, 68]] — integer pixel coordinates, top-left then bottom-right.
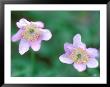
[[33, 21, 44, 28], [40, 29, 52, 41], [19, 39, 30, 55], [30, 40, 41, 51], [16, 18, 30, 28], [11, 29, 23, 42], [87, 48, 99, 58], [59, 54, 73, 64], [73, 63, 86, 72], [87, 58, 98, 68], [64, 43, 74, 53], [73, 34, 86, 49]]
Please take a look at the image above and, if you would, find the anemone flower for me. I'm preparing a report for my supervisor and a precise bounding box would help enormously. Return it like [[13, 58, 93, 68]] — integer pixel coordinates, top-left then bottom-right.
[[12, 18, 52, 55], [59, 34, 99, 72]]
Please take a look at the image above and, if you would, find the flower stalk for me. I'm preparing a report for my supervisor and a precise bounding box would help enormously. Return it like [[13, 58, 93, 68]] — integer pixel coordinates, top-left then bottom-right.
[[31, 50, 36, 76]]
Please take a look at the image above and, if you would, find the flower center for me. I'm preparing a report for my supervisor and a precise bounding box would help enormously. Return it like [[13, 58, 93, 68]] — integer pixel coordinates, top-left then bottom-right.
[[21, 23, 40, 41], [77, 54, 81, 59], [69, 48, 89, 64], [29, 29, 35, 34]]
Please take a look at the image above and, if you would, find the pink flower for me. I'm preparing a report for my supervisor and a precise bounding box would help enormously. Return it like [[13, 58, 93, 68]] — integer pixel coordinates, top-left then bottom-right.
[[59, 34, 99, 72], [12, 18, 52, 55]]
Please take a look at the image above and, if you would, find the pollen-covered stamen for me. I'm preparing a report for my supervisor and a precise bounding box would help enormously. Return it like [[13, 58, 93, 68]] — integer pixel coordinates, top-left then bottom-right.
[[69, 48, 89, 64], [21, 23, 41, 41]]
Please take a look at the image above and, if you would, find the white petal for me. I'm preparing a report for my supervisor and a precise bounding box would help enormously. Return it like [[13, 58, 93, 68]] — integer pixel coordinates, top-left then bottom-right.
[[16, 18, 30, 28], [30, 40, 41, 51], [87, 48, 99, 58], [33, 21, 44, 28], [11, 29, 23, 42], [19, 39, 30, 55], [64, 43, 74, 52], [87, 58, 99, 68], [73, 34, 86, 49], [73, 63, 86, 72], [40, 29, 52, 41], [59, 54, 73, 64], [73, 34, 81, 43], [16, 22, 22, 28]]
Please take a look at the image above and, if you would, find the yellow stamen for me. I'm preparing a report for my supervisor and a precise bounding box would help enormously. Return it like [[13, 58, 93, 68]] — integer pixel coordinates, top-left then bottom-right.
[[69, 48, 89, 64], [21, 23, 41, 41]]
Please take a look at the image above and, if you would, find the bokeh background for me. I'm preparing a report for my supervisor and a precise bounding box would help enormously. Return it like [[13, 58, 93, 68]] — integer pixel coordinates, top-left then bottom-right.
[[11, 11, 100, 77]]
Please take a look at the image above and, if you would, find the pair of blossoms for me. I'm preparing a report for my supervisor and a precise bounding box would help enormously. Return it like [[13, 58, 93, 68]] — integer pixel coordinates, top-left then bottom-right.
[[12, 18, 99, 72]]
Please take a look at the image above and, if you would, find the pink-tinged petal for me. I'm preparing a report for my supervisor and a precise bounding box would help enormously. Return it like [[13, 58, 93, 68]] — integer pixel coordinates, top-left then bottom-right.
[[73, 63, 86, 72], [87, 58, 98, 68], [33, 21, 44, 28], [16, 18, 30, 28], [16, 22, 21, 28], [64, 43, 74, 53], [59, 54, 73, 64], [87, 48, 99, 58], [40, 29, 52, 41], [73, 34, 86, 49], [11, 29, 23, 42], [30, 40, 41, 51], [19, 39, 30, 55]]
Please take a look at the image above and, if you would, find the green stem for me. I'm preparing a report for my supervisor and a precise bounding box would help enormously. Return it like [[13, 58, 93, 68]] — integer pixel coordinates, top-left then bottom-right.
[[31, 50, 36, 76]]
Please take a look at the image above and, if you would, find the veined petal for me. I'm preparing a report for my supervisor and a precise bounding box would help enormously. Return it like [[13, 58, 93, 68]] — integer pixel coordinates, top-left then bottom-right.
[[87, 48, 99, 58], [33, 21, 44, 28], [30, 40, 41, 51], [16, 18, 30, 28], [11, 29, 23, 42], [19, 39, 30, 55], [64, 43, 74, 53], [40, 29, 52, 41], [87, 58, 98, 68], [59, 54, 73, 64], [73, 63, 86, 72], [73, 34, 86, 49]]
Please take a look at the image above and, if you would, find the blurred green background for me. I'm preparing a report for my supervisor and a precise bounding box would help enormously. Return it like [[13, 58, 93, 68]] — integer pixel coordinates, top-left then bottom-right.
[[11, 11, 100, 77]]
